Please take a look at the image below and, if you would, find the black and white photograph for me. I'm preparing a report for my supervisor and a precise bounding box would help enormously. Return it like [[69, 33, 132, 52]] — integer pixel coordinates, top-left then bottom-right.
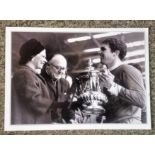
[[5, 27, 151, 130]]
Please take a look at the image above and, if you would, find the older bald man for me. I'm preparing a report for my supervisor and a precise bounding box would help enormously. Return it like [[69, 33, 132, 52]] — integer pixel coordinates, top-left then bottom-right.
[[41, 54, 73, 123]]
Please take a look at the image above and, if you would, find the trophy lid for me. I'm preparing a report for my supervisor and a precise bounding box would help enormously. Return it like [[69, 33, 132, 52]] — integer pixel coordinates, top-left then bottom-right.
[[72, 58, 99, 74]]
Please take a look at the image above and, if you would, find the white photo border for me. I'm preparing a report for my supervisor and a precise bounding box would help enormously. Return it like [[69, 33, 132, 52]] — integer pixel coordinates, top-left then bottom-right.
[[5, 27, 151, 131]]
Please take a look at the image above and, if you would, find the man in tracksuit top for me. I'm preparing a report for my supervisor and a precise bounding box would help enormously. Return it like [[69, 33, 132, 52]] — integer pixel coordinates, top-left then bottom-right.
[[99, 38, 146, 124]]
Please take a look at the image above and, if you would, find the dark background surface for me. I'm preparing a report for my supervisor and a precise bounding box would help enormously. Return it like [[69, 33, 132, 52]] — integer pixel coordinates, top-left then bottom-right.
[[11, 31, 146, 77], [0, 20, 154, 134]]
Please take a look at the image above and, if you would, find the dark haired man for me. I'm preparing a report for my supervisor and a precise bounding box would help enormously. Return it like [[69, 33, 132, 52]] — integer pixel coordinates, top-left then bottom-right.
[[99, 38, 146, 124]]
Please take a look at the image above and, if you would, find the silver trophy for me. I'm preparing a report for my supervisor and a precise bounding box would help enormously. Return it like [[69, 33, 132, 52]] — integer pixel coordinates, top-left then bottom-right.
[[71, 59, 108, 123]]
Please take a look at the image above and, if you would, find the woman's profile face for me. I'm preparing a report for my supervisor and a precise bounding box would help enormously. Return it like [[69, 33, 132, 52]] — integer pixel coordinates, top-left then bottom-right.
[[32, 49, 47, 70]]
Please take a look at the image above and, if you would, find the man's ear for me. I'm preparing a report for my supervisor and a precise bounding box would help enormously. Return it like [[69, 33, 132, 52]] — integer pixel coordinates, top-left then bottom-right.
[[114, 50, 120, 57]]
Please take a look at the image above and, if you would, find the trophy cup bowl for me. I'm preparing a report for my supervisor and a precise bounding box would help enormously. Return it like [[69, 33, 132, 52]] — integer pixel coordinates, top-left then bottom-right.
[[73, 68, 108, 115], [71, 59, 109, 123], [78, 91, 108, 114]]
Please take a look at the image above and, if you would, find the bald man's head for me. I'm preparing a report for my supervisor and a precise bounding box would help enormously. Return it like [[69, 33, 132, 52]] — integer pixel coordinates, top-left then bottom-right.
[[49, 54, 67, 67], [47, 54, 67, 80]]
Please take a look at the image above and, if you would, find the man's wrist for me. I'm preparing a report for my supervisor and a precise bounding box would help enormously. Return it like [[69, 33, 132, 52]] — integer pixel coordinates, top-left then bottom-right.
[[108, 82, 122, 96]]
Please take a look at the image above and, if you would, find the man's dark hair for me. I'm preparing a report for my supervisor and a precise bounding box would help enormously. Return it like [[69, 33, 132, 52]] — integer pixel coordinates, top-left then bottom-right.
[[101, 38, 127, 60]]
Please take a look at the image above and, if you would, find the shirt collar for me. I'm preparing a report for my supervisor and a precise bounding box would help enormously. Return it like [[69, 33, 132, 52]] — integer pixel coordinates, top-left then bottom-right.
[[109, 60, 123, 71]]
